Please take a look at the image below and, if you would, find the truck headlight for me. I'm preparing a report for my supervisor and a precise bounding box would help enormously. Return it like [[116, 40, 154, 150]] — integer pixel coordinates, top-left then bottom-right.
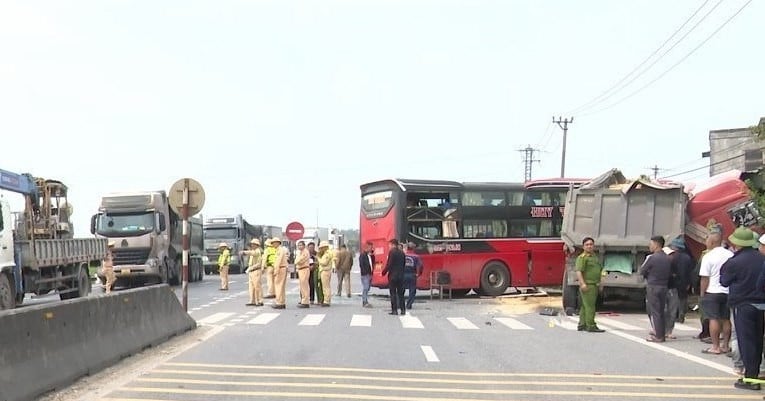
[[202, 256, 209, 263], [147, 258, 158, 268]]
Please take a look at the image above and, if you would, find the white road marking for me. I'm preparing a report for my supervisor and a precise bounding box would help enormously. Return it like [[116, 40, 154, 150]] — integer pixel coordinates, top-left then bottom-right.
[[247, 313, 280, 325], [420, 345, 440, 362], [230, 319, 244, 323], [199, 304, 210, 308], [494, 317, 533, 330], [298, 314, 326, 326], [596, 317, 645, 331], [196, 312, 236, 325], [350, 314, 372, 327], [191, 307, 202, 311], [557, 317, 580, 330], [399, 315, 424, 329], [607, 329, 735, 375], [639, 317, 698, 332], [447, 317, 479, 330], [223, 323, 235, 327]]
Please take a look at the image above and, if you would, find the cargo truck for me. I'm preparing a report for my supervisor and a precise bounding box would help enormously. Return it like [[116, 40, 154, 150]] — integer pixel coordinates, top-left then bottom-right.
[[560, 168, 760, 312], [90, 190, 204, 288], [0, 169, 107, 310], [202, 215, 260, 274]]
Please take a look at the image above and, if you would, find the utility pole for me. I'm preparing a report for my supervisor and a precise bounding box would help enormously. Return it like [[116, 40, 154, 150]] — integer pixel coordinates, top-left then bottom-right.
[[518, 145, 540, 182], [647, 164, 663, 180], [552, 116, 573, 178]]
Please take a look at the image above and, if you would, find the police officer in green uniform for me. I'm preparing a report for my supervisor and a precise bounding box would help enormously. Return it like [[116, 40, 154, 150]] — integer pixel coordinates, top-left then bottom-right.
[[576, 236, 605, 333]]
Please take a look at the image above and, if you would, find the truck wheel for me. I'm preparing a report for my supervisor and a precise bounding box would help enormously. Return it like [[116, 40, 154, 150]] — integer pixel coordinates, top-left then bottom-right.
[[479, 262, 510, 297], [562, 270, 579, 315], [160, 258, 170, 284], [0, 272, 15, 310], [61, 267, 90, 300]]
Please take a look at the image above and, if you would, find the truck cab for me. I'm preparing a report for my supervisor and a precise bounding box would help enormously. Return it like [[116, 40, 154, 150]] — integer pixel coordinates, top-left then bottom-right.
[[203, 215, 250, 274], [91, 191, 176, 286]]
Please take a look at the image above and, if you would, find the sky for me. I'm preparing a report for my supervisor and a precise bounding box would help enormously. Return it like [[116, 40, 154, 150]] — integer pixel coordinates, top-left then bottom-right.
[[1, 0, 763, 236]]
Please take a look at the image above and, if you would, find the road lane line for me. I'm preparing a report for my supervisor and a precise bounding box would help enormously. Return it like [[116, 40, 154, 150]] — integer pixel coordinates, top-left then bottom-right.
[[447, 317, 479, 330], [399, 315, 424, 329], [493, 317, 533, 330], [152, 369, 735, 388], [607, 329, 734, 375], [350, 314, 372, 327], [595, 317, 645, 331], [420, 345, 440, 362], [120, 384, 757, 399], [196, 312, 236, 325], [163, 362, 732, 379], [298, 314, 326, 326], [247, 313, 280, 325]]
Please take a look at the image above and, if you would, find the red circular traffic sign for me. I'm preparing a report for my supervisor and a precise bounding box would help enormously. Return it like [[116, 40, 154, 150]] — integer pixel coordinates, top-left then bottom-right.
[[285, 221, 305, 241]]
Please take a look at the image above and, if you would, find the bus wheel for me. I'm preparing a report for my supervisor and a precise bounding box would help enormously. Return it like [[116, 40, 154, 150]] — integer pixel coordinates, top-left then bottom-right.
[[479, 262, 510, 297]]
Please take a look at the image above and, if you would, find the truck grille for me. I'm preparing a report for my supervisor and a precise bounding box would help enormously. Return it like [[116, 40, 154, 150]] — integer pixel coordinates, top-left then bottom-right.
[[113, 247, 151, 265]]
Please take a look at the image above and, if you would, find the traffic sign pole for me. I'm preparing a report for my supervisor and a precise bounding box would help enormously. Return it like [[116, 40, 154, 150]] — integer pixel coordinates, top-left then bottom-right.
[[182, 178, 190, 312]]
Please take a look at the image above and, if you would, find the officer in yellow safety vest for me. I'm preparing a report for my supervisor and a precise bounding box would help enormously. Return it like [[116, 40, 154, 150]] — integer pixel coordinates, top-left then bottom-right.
[[217, 242, 231, 291], [261, 239, 277, 298], [102, 241, 116, 294], [242, 238, 263, 306]]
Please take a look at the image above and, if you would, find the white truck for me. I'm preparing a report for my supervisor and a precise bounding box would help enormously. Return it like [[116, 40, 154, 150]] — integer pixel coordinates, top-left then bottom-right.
[[0, 169, 107, 310]]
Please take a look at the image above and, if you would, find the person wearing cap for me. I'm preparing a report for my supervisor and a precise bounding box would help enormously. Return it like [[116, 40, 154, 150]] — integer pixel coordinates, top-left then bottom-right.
[[575, 237, 604, 333], [639, 236, 672, 342], [269, 238, 289, 309], [242, 238, 263, 306], [317, 241, 334, 306], [669, 237, 694, 324], [102, 241, 116, 294], [261, 239, 276, 299], [217, 242, 232, 291], [404, 242, 423, 310], [720, 227, 765, 390], [294, 241, 311, 308]]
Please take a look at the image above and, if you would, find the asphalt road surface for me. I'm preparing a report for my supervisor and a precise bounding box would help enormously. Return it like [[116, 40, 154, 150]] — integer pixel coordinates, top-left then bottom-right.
[[39, 266, 748, 401]]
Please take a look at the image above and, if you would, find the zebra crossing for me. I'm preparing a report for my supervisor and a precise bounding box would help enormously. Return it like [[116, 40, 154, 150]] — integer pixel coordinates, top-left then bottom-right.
[[194, 310, 700, 333]]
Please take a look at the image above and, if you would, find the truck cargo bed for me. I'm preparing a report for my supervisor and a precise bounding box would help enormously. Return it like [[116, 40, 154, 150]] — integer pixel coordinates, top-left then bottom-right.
[[17, 238, 109, 269]]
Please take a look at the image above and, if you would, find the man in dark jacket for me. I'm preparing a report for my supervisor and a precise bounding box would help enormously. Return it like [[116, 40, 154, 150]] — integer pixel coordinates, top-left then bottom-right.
[[359, 241, 375, 308], [669, 237, 694, 323], [639, 236, 672, 343], [382, 239, 406, 315], [720, 227, 765, 391]]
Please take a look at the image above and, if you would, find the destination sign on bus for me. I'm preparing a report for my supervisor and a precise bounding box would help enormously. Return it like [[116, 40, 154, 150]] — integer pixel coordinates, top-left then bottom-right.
[[530, 206, 565, 218]]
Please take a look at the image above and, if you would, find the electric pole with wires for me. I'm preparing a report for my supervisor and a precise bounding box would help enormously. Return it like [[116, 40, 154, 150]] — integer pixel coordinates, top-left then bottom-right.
[[647, 164, 665, 180], [553, 116, 573, 178], [518, 145, 540, 182]]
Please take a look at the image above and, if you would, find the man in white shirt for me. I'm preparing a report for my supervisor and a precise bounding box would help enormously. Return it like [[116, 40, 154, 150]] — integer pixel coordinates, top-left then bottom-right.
[[699, 232, 734, 355]]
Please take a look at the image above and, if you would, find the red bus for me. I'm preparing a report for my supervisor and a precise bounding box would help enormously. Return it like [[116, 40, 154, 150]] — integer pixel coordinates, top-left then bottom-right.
[[359, 178, 588, 296]]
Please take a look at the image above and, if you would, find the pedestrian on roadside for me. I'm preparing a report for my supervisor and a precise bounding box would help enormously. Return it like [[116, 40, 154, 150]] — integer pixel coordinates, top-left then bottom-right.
[[662, 246, 678, 340], [669, 237, 694, 323], [639, 236, 672, 342], [335, 244, 353, 298], [359, 241, 375, 308], [575, 237, 604, 333], [383, 239, 406, 315], [242, 238, 263, 306], [729, 231, 765, 377], [307, 242, 320, 304], [102, 241, 117, 294], [217, 242, 231, 291], [699, 230, 734, 354], [270, 237, 289, 309], [294, 241, 311, 308], [318, 241, 333, 307], [720, 227, 765, 390], [404, 242, 423, 310]]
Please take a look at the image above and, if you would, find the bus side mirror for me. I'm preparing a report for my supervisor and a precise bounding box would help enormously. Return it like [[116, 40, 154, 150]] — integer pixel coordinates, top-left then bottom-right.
[[158, 213, 167, 232], [90, 214, 97, 234]]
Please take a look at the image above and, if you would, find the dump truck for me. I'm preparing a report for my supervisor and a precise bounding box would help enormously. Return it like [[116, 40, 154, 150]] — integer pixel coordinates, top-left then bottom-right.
[[560, 168, 760, 311], [202, 215, 260, 274], [0, 169, 107, 310], [91, 190, 204, 288]]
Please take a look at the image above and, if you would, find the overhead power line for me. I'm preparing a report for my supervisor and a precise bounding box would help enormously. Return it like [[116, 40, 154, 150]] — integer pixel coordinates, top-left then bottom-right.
[[567, 0, 713, 116], [661, 145, 765, 179], [582, 0, 754, 117]]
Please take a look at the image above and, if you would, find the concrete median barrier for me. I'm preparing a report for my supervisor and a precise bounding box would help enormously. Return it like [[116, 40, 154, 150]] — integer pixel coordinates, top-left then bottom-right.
[[0, 284, 196, 401]]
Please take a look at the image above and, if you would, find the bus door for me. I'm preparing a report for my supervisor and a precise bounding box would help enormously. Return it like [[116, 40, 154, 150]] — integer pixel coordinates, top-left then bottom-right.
[[526, 242, 566, 287]]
